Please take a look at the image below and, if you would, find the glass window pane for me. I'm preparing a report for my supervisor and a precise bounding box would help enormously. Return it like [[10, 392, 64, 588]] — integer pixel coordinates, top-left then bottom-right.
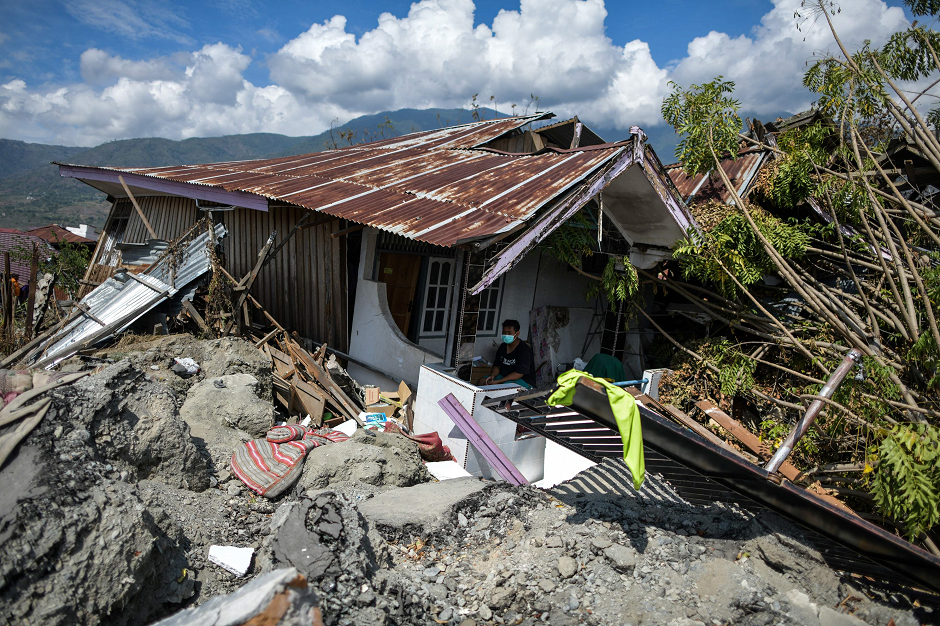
[[486, 311, 495, 330], [423, 312, 434, 332], [437, 287, 447, 308], [435, 310, 445, 331], [440, 262, 450, 285], [426, 286, 436, 308], [429, 261, 440, 285]]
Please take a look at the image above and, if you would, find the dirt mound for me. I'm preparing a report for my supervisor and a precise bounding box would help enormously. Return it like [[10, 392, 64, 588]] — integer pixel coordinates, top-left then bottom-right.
[[297, 429, 432, 493], [0, 361, 208, 625]]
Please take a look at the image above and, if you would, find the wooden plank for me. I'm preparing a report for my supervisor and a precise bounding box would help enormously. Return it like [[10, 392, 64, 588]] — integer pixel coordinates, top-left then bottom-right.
[[695, 400, 800, 481], [292, 378, 326, 425], [268, 345, 295, 379], [118, 175, 157, 239], [182, 300, 209, 333], [224, 231, 276, 336], [286, 338, 363, 426], [25, 244, 38, 339]]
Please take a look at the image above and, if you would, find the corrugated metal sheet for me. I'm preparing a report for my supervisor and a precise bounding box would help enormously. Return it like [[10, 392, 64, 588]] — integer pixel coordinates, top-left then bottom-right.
[[62, 114, 632, 247], [666, 147, 769, 203], [33, 223, 227, 366]]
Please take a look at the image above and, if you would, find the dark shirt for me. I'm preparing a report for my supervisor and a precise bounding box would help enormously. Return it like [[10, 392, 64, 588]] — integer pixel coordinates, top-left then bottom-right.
[[494, 340, 535, 387]]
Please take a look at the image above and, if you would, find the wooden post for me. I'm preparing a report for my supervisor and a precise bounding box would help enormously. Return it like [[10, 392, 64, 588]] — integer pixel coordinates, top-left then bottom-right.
[[25, 244, 38, 339], [118, 175, 157, 239], [3, 252, 11, 335]]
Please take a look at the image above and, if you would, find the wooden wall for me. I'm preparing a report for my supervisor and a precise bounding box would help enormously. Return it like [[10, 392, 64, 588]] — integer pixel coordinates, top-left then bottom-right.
[[86, 196, 348, 351], [217, 206, 347, 352]]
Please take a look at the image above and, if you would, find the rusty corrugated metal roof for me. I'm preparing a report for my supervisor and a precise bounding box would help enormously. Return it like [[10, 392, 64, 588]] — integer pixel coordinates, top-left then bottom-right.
[[666, 146, 770, 204], [61, 114, 636, 247]]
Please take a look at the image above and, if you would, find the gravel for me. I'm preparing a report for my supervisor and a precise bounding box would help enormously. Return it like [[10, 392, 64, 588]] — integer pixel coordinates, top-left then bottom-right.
[[0, 336, 932, 626]]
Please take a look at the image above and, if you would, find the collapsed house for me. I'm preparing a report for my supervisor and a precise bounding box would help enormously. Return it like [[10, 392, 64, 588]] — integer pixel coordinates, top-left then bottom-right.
[[5, 112, 930, 608], [56, 114, 695, 389]]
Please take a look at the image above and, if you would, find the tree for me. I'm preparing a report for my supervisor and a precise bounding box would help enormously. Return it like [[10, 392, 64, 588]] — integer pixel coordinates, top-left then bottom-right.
[[659, 0, 940, 549]]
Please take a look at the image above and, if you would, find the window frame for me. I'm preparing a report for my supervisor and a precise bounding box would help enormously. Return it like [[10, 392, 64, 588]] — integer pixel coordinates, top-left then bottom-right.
[[417, 257, 455, 339], [475, 275, 505, 337]]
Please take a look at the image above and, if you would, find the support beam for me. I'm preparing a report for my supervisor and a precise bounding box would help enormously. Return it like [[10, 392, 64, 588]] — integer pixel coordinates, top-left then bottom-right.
[[569, 120, 583, 149], [118, 175, 157, 239]]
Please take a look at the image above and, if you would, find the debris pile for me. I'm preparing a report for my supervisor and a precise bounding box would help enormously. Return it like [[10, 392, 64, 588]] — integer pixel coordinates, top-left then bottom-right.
[[0, 336, 931, 626]]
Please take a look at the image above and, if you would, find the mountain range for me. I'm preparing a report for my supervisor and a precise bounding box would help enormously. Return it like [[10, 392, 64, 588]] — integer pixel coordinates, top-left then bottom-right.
[[0, 108, 681, 231]]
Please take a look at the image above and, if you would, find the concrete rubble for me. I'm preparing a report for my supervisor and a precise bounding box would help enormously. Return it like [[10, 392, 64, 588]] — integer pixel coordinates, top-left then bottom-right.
[[0, 335, 932, 625]]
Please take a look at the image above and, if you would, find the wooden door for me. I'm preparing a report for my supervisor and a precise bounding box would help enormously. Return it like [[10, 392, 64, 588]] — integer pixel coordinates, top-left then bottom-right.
[[378, 252, 422, 337]]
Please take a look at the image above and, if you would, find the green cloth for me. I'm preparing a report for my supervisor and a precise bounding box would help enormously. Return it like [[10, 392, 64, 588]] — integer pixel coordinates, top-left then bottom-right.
[[584, 353, 626, 383], [547, 369, 645, 489]]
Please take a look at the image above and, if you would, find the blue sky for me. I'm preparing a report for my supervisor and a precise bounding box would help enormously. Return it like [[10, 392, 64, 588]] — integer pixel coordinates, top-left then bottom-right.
[[0, 0, 915, 146]]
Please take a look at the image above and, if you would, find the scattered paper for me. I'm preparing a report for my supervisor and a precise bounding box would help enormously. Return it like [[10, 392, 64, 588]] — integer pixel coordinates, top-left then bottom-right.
[[335, 419, 359, 437], [208, 545, 253, 577], [173, 357, 200, 375]]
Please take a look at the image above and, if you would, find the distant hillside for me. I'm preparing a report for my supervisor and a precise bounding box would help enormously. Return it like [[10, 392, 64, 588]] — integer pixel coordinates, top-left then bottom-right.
[[0, 139, 85, 180], [0, 107, 698, 231]]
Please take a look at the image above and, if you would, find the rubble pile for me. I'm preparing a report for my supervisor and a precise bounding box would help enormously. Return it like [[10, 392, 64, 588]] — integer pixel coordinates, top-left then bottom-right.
[[0, 336, 931, 626]]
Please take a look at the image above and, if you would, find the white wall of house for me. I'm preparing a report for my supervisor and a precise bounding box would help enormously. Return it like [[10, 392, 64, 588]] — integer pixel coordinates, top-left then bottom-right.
[[347, 228, 446, 388], [473, 249, 602, 370]]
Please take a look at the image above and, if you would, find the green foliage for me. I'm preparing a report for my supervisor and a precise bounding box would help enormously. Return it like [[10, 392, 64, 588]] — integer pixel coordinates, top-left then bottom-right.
[[673, 211, 809, 298], [803, 42, 890, 125], [541, 210, 597, 269], [869, 424, 940, 539], [9, 239, 90, 298], [763, 122, 829, 209], [700, 339, 756, 396], [906, 0, 940, 16], [586, 256, 638, 310], [662, 78, 742, 177]]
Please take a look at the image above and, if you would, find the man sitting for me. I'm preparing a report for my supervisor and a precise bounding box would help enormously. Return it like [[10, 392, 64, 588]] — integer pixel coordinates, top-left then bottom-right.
[[483, 319, 535, 389]]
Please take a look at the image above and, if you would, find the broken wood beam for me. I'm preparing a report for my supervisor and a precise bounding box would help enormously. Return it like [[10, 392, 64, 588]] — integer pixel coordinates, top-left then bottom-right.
[[330, 223, 366, 239], [695, 400, 801, 482], [223, 231, 276, 336], [569, 119, 583, 149], [25, 244, 38, 340], [182, 300, 209, 333], [286, 338, 364, 426], [118, 175, 157, 239], [73, 301, 107, 327]]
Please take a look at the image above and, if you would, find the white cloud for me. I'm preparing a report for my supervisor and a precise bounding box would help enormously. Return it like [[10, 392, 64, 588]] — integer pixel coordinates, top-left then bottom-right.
[[80, 49, 182, 84], [0, 32, 9, 46], [0, 0, 920, 147]]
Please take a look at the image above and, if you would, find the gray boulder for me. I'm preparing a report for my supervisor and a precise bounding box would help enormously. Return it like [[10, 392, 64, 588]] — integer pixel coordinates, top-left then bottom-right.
[[357, 477, 486, 538], [181, 373, 274, 438], [298, 429, 431, 491]]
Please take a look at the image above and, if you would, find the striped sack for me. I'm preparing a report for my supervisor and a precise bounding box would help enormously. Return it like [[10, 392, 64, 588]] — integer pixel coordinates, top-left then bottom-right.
[[266, 424, 308, 443], [230, 427, 350, 498]]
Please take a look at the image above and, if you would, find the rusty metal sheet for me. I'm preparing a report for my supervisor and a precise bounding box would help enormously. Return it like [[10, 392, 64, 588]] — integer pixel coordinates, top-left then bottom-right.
[[667, 147, 768, 203], [61, 115, 648, 247]]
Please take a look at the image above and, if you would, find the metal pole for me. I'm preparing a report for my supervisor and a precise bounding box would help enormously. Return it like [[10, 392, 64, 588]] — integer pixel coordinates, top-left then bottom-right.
[[765, 349, 862, 473]]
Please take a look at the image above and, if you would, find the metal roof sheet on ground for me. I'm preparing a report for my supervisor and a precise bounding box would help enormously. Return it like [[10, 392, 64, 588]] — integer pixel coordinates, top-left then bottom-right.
[[485, 380, 940, 596], [58, 114, 639, 247], [32, 223, 226, 367], [666, 146, 769, 204]]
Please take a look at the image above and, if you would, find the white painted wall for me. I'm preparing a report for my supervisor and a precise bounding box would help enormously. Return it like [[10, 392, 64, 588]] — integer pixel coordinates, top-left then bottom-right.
[[348, 279, 444, 388], [473, 250, 602, 370]]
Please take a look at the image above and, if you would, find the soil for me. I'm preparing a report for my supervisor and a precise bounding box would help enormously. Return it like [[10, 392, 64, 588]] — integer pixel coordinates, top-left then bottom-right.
[[0, 335, 932, 626]]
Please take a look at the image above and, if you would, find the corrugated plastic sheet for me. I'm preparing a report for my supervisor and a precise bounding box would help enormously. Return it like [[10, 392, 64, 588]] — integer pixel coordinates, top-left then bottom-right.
[[63, 115, 630, 247], [666, 146, 769, 203]]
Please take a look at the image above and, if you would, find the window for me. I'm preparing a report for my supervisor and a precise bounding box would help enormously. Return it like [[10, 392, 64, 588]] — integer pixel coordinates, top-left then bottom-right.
[[420, 259, 453, 336], [476, 276, 504, 335]]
